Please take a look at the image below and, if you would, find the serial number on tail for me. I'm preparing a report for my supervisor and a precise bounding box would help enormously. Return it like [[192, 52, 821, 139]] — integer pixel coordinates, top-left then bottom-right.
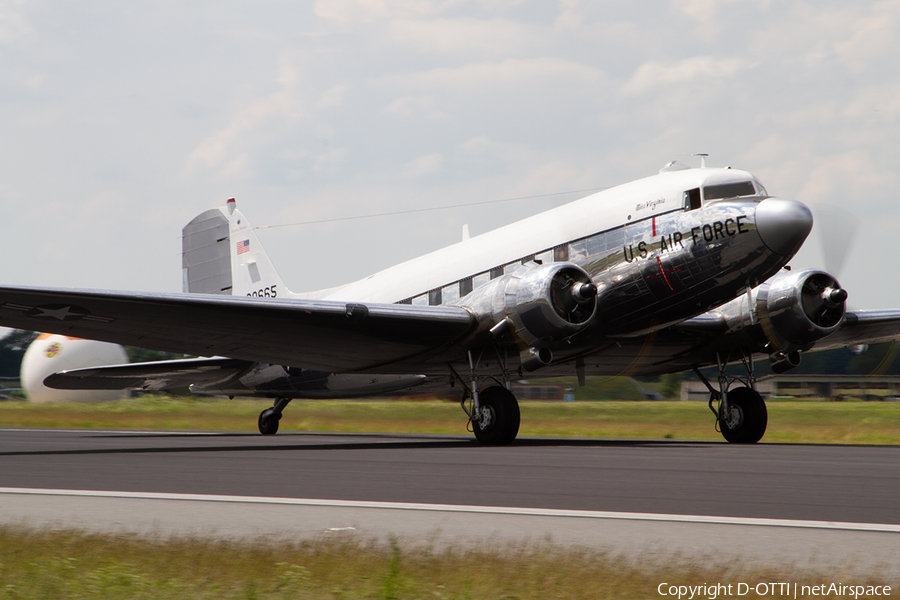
[[248, 285, 278, 298]]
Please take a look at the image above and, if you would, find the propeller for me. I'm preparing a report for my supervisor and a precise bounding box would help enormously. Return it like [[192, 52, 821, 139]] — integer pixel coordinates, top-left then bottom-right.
[[801, 274, 846, 328], [814, 203, 859, 279], [550, 271, 597, 322]]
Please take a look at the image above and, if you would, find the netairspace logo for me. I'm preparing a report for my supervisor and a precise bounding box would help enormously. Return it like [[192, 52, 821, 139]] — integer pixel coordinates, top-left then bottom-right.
[[657, 582, 892, 599]]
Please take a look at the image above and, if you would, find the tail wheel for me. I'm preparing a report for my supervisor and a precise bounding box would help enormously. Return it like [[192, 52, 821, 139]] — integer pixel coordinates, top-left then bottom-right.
[[258, 408, 280, 435], [718, 386, 767, 444], [472, 386, 520, 445]]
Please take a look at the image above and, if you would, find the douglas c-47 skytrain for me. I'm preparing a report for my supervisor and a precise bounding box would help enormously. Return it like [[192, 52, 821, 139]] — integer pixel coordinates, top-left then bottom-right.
[[4, 159, 899, 444]]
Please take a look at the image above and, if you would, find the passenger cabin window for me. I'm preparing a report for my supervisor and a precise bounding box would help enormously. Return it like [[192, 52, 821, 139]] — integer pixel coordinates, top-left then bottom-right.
[[459, 277, 473, 298], [684, 188, 701, 211], [428, 288, 442, 306], [554, 244, 569, 262], [442, 282, 460, 305], [703, 181, 756, 201]]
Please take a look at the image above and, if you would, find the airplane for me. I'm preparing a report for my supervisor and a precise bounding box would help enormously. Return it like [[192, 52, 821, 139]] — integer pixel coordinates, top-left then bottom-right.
[[3, 157, 898, 444]]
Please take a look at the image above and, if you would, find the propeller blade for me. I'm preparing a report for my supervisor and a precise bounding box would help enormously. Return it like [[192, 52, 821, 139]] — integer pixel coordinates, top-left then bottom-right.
[[815, 203, 859, 278]]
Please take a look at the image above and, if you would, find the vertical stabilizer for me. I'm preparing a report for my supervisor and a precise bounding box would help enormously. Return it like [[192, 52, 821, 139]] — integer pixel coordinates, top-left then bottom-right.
[[182, 198, 292, 297]]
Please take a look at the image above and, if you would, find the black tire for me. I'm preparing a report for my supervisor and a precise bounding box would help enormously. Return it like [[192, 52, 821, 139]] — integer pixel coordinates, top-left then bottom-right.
[[718, 386, 767, 443], [258, 408, 280, 435], [472, 386, 520, 445]]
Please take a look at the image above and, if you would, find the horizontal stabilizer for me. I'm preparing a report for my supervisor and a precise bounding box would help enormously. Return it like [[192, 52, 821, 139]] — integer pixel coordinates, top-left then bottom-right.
[[44, 356, 252, 391]]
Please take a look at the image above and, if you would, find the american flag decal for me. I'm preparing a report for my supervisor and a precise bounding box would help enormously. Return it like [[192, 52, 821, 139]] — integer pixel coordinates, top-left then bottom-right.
[[236, 239, 250, 255]]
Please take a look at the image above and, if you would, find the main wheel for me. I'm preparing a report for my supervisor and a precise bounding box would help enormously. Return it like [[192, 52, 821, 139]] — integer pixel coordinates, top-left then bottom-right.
[[718, 386, 767, 443], [472, 386, 520, 445], [258, 408, 280, 435]]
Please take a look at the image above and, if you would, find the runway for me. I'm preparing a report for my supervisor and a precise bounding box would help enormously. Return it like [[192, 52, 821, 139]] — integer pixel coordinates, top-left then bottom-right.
[[1, 428, 899, 575]]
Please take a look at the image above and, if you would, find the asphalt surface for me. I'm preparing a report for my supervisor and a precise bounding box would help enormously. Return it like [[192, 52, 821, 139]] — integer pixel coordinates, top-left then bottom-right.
[[1, 428, 898, 524]]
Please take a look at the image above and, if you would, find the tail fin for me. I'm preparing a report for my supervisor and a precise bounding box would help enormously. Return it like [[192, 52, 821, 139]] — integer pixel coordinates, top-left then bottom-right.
[[182, 198, 292, 298]]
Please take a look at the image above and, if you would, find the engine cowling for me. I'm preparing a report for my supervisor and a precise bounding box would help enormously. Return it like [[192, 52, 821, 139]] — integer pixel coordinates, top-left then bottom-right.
[[459, 262, 598, 369], [756, 269, 847, 354]]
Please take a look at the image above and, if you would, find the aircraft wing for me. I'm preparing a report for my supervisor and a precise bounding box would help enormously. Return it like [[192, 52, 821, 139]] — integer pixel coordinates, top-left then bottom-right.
[[642, 308, 900, 373], [811, 310, 900, 350], [0, 286, 475, 374], [43, 356, 253, 391]]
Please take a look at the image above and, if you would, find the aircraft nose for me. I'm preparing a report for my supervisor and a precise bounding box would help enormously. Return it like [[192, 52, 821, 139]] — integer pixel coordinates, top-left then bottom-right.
[[755, 197, 813, 256]]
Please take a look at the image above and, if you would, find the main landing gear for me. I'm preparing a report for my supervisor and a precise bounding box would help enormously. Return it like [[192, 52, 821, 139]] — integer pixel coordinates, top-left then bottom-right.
[[258, 396, 292, 435], [471, 386, 520, 445], [694, 351, 767, 444], [453, 350, 521, 445], [717, 386, 767, 443]]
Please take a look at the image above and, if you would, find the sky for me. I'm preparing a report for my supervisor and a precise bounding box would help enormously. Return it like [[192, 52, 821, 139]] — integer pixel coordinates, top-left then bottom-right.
[[2, 0, 899, 309]]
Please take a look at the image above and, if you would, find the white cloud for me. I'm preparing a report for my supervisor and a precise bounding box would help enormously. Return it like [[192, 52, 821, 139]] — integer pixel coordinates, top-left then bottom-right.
[[184, 57, 308, 176], [280, 146, 351, 173], [554, 0, 583, 30], [401, 152, 444, 177], [748, 2, 900, 74], [843, 84, 900, 122], [0, 0, 33, 46], [381, 95, 448, 119], [314, 0, 526, 23], [407, 57, 604, 89], [832, 0, 900, 73], [318, 85, 349, 108], [795, 149, 896, 208], [754, 103, 839, 129], [314, 0, 439, 23], [457, 136, 530, 163], [388, 17, 535, 56], [623, 56, 747, 94], [185, 92, 301, 174], [671, 0, 761, 32]]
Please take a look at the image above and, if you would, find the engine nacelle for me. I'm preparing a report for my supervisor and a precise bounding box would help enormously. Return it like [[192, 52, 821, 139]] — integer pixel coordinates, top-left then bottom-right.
[[459, 262, 598, 368], [755, 269, 847, 353]]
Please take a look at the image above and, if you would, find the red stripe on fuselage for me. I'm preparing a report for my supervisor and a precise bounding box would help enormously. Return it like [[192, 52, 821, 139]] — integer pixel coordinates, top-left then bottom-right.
[[656, 256, 676, 294]]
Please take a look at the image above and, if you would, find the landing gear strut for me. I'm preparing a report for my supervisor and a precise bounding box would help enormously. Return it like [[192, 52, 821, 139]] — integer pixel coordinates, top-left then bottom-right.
[[694, 350, 767, 444], [258, 396, 292, 435]]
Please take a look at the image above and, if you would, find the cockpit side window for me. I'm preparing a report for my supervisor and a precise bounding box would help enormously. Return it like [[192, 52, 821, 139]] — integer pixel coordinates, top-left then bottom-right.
[[753, 179, 768, 197], [703, 181, 756, 201], [684, 188, 701, 211]]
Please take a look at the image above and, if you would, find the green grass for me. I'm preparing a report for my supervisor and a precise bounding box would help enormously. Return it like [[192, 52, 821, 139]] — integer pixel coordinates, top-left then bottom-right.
[[0, 525, 893, 599], [1, 396, 900, 444]]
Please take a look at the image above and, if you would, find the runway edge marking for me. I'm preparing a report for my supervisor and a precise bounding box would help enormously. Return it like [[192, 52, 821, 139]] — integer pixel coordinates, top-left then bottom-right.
[[1, 487, 898, 533]]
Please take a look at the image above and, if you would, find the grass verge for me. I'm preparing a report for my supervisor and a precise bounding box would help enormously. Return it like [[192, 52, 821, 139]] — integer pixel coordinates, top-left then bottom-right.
[[0, 525, 894, 599], [0, 397, 899, 444]]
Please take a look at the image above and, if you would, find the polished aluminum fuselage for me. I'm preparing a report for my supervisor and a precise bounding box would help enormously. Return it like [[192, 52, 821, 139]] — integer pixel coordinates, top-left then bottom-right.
[[307, 166, 810, 377], [206, 165, 813, 395]]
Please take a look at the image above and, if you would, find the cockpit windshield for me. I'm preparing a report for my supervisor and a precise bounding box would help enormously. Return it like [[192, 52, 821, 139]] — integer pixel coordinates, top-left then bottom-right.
[[703, 181, 757, 201]]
